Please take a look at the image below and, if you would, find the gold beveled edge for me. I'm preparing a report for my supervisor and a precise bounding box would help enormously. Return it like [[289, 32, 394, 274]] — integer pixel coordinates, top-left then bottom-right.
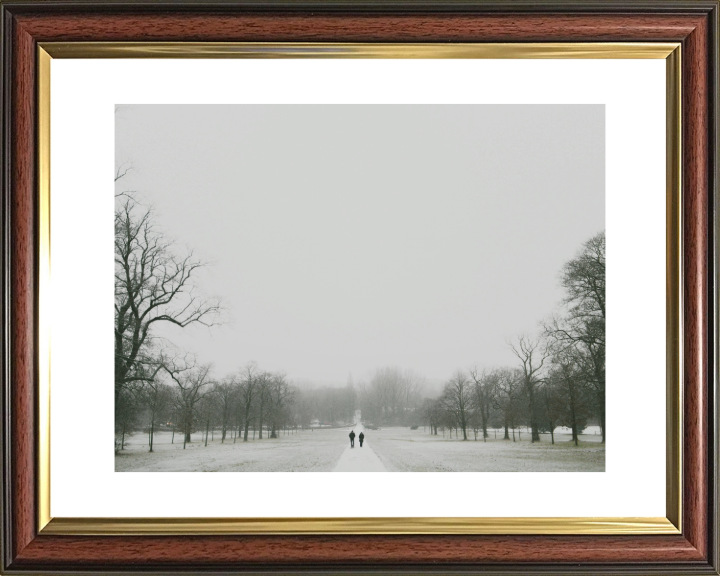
[[41, 516, 679, 536], [38, 41, 680, 59], [665, 45, 682, 532], [35, 41, 684, 536], [38, 46, 51, 532]]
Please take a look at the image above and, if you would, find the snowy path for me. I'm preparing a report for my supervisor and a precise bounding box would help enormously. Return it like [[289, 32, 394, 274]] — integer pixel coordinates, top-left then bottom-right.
[[333, 415, 387, 472]]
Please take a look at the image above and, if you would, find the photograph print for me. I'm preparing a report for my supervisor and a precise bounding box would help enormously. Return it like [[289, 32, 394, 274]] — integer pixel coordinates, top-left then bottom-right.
[[115, 104, 605, 473]]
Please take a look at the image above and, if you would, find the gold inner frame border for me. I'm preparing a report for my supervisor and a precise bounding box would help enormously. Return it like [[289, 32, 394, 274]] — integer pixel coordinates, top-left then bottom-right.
[[36, 41, 682, 536]]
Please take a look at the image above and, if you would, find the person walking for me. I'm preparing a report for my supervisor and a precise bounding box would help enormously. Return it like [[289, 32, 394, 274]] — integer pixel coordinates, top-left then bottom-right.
[[358, 431, 364, 447], [349, 430, 356, 448]]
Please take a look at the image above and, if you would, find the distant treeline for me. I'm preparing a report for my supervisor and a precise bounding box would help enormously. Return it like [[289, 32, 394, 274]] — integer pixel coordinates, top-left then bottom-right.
[[116, 360, 361, 452]]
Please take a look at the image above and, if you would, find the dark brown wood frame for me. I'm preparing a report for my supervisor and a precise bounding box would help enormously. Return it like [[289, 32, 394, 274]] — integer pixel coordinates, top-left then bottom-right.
[[1, 1, 718, 573]]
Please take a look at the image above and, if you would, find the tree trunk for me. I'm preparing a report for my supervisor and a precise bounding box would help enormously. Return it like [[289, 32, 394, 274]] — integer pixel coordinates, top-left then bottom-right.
[[527, 386, 540, 442], [205, 419, 210, 447], [572, 419, 579, 446], [569, 386, 579, 446], [171, 426, 175, 444], [121, 423, 126, 450], [599, 392, 606, 443], [480, 406, 488, 440], [504, 422, 510, 440], [592, 363, 606, 443], [549, 423, 555, 445], [149, 413, 155, 453], [243, 406, 251, 442]]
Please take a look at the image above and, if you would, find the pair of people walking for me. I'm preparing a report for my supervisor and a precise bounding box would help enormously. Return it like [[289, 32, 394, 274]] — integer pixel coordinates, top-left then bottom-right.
[[349, 430, 364, 448]]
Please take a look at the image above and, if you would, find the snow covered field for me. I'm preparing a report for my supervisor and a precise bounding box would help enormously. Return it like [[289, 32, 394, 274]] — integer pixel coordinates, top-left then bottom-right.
[[116, 424, 604, 472], [116, 428, 347, 472], [367, 427, 604, 472]]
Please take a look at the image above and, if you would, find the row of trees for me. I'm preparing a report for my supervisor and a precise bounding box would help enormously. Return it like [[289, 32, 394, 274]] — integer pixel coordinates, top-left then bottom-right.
[[117, 358, 364, 452], [429, 231, 606, 445], [118, 358, 297, 451]]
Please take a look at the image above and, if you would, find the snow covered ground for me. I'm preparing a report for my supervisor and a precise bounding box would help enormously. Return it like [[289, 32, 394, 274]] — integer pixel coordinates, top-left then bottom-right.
[[117, 421, 604, 472], [115, 428, 348, 472], [365, 427, 604, 472]]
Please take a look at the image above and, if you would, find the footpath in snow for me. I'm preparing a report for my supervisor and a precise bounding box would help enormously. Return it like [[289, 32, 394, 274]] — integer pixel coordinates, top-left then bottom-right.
[[333, 419, 387, 472]]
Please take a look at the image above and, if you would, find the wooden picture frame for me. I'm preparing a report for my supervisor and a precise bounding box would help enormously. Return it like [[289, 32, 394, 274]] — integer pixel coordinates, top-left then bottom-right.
[[1, 1, 717, 573]]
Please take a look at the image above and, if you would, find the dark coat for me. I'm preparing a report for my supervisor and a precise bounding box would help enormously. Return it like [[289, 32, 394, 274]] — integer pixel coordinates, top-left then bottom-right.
[[358, 433, 365, 440], [349, 431, 356, 439]]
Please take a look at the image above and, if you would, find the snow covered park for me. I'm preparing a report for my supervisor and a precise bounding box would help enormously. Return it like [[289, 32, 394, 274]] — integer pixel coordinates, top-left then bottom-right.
[[114, 110, 607, 477], [116, 420, 605, 473]]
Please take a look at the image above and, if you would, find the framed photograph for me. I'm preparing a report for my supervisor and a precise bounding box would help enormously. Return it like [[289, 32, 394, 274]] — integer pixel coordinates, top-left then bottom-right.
[[1, 1, 717, 574]]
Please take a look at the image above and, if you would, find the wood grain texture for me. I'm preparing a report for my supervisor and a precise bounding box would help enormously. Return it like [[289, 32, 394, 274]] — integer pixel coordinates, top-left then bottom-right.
[[1, 3, 717, 573], [9, 534, 707, 567], [681, 12, 710, 561], [9, 16, 36, 563], [13, 12, 705, 42]]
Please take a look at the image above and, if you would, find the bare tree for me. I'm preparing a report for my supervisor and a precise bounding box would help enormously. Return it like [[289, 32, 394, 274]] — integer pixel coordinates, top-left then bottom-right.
[[469, 368, 496, 442], [115, 356, 164, 451], [255, 372, 272, 440], [493, 368, 522, 440], [510, 335, 549, 442], [163, 360, 213, 448], [540, 381, 563, 444], [561, 231, 606, 323], [115, 387, 137, 452], [546, 318, 605, 442], [213, 378, 238, 443], [423, 398, 442, 435], [115, 191, 221, 408], [197, 391, 217, 447], [238, 362, 259, 442], [546, 231, 606, 442], [547, 346, 592, 446], [139, 377, 173, 452], [440, 371, 472, 440], [267, 374, 293, 438]]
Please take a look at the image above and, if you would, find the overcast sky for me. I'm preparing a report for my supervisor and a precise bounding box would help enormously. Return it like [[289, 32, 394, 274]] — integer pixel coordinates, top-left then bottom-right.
[[116, 104, 604, 389]]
